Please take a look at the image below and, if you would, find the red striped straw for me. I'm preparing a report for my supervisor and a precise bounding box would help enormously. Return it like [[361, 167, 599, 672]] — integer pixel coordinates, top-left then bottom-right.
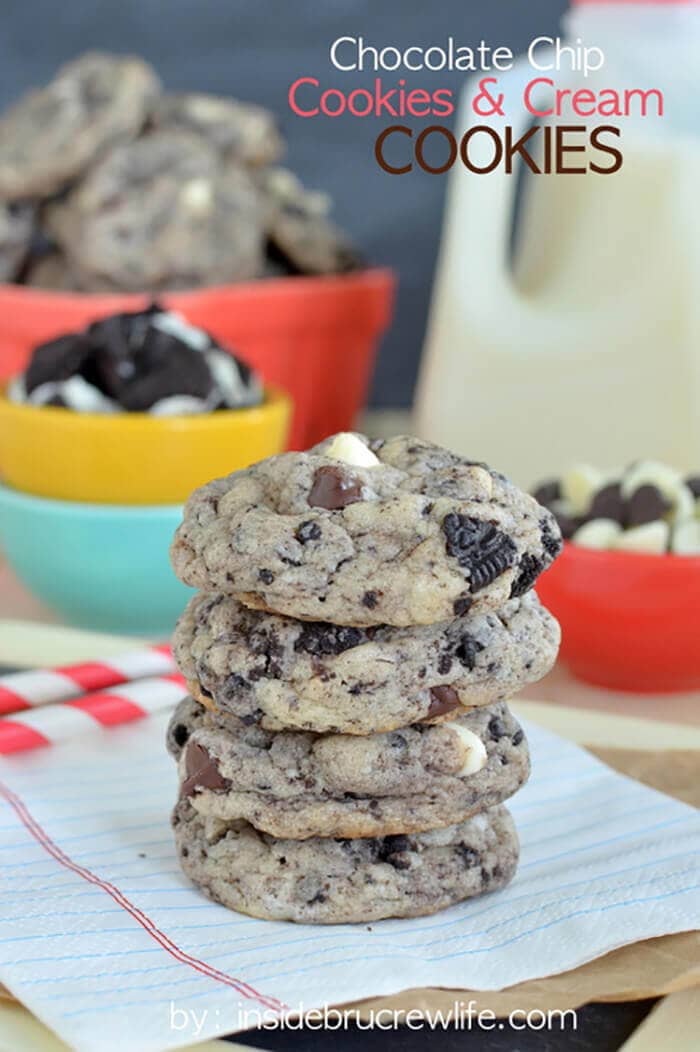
[[0, 673, 188, 755], [0, 644, 175, 716]]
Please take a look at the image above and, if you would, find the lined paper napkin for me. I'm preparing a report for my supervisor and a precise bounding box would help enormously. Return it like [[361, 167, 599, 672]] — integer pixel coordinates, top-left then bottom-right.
[[0, 711, 698, 1052]]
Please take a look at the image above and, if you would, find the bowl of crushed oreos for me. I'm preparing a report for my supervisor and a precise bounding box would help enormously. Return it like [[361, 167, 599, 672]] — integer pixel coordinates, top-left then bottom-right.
[[0, 53, 394, 450], [532, 462, 700, 693], [0, 305, 291, 504]]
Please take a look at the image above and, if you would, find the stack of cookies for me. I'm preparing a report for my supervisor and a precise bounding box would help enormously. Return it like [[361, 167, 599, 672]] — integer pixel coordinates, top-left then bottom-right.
[[167, 433, 562, 924]]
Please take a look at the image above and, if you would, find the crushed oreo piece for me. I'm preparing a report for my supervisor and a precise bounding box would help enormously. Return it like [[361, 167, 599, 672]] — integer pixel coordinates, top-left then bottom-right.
[[509, 554, 543, 599], [295, 520, 322, 543], [294, 622, 365, 657], [442, 514, 518, 593], [454, 633, 485, 671]]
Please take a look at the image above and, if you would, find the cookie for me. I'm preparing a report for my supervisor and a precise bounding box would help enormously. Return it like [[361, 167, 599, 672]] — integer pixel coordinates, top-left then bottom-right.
[[170, 698, 529, 839], [263, 168, 361, 275], [172, 799, 518, 923], [23, 251, 79, 291], [153, 92, 283, 168], [173, 590, 559, 734], [0, 200, 34, 282], [0, 52, 159, 199], [171, 433, 562, 626], [46, 131, 266, 291]]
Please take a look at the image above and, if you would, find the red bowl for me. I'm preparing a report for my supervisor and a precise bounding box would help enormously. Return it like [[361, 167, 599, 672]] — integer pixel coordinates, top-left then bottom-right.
[[536, 542, 700, 693], [0, 269, 395, 450]]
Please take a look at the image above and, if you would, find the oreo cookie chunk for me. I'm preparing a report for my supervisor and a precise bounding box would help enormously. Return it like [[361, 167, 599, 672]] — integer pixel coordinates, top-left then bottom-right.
[[173, 590, 559, 735], [0, 200, 34, 282], [153, 93, 283, 168], [263, 168, 362, 275], [173, 799, 519, 923], [45, 130, 266, 291], [0, 52, 160, 199], [9, 305, 263, 415], [171, 432, 562, 626]]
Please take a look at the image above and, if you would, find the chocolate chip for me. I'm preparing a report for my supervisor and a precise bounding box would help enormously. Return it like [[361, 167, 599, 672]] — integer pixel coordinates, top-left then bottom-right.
[[362, 590, 378, 609], [442, 514, 517, 593], [258, 568, 274, 584], [685, 476, 700, 498], [512, 728, 524, 746], [453, 596, 473, 616], [626, 484, 671, 528], [532, 479, 561, 507], [509, 554, 543, 598], [180, 743, 231, 798], [454, 633, 484, 671], [308, 466, 364, 510], [589, 482, 625, 523], [296, 520, 322, 543], [488, 716, 507, 740], [426, 685, 460, 718], [307, 890, 327, 905]]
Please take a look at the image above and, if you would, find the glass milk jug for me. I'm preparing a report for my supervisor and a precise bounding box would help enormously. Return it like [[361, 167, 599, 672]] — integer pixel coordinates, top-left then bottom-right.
[[416, 0, 700, 485]]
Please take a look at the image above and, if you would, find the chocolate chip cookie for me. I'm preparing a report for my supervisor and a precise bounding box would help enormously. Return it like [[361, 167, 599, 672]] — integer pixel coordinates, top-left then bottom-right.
[[153, 93, 283, 168], [173, 590, 559, 734], [171, 434, 562, 626], [263, 168, 361, 275], [0, 201, 34, 282], [172, 799, 518, 923], [0, 52, 159, 199], [46, 131, 266, 291], [170, 698, 529, 839]]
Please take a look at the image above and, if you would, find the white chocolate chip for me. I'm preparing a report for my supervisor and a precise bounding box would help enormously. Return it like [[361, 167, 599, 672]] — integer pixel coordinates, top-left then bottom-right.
[[573, 518, 622, 549], [671, 519, 700, 555], [614, 521, 669, 554], [324, 432, 380, 468], [450, 723, 488, 777], [180, 177, 213, 214], [561, 464, 604, 516]]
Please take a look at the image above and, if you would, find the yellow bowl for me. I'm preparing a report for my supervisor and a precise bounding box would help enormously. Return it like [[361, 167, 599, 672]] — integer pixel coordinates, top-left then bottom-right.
[[0, 386, 291, 504]]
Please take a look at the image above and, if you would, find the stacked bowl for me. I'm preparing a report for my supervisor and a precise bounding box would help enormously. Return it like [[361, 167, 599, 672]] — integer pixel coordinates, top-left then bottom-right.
[[0, 314, 292, 636]]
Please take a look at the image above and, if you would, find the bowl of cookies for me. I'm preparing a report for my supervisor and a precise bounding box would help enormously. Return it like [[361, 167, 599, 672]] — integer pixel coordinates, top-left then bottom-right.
[[533, 461, 700, 692], [0, 304, 291, 504], [0, 52, 395, 451]]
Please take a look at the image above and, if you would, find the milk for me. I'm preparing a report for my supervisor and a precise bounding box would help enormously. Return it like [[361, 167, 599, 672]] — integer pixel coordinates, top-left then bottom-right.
[[416, 2, 700, 486]]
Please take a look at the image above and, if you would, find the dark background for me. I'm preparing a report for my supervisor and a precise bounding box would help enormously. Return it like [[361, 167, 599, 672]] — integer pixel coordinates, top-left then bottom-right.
[[0, 0, 568, 406]]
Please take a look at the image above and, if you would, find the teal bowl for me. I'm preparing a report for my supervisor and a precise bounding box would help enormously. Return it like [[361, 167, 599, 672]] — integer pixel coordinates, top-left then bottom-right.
[[0, 483, 192, 635]]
